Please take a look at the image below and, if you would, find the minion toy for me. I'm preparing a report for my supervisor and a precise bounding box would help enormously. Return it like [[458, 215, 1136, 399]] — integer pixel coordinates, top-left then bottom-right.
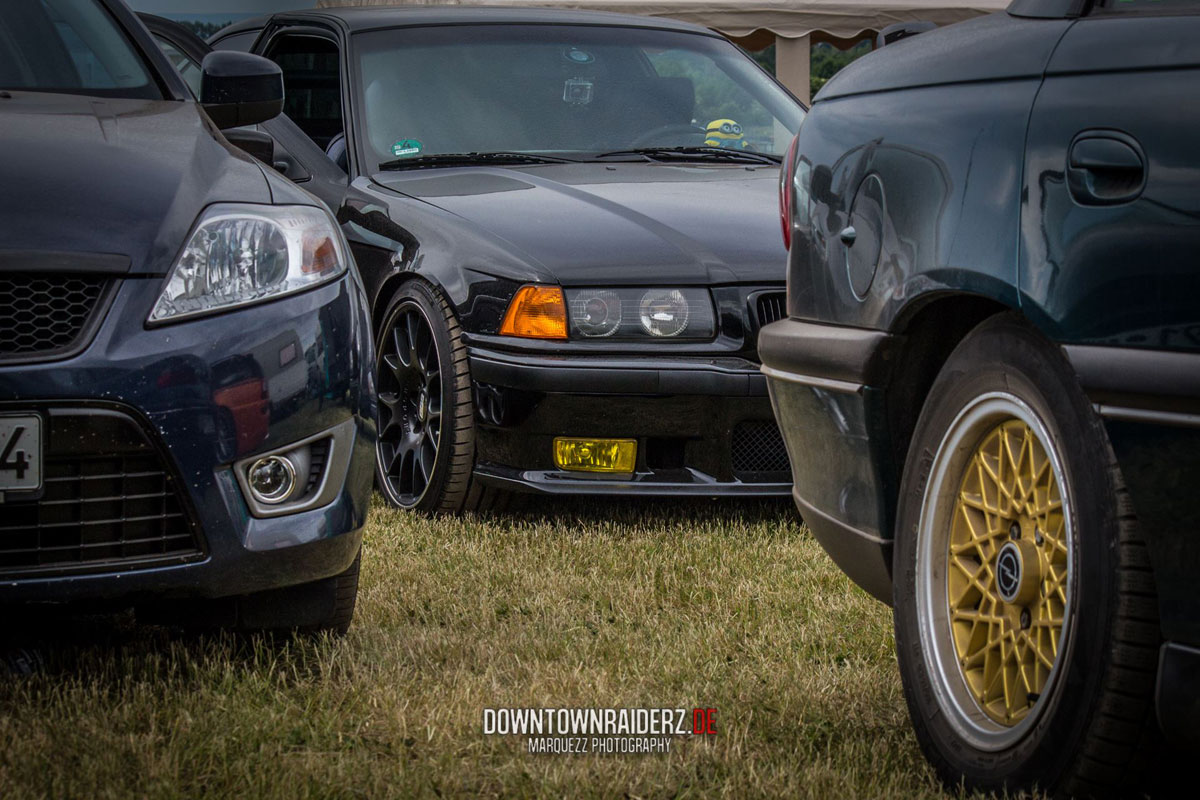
[[705, 118, 750, 149]]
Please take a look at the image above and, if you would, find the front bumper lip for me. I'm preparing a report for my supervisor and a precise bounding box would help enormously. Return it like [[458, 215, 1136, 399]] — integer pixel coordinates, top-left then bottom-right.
[[469, 346, 769, 396], [465, 343, 791, 495], [475, 463, 792, 497]]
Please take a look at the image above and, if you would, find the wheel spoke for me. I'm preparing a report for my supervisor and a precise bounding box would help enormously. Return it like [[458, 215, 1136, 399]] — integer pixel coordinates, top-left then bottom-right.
[[376, 298, 450, 508], [943, 417, 1070, 728]]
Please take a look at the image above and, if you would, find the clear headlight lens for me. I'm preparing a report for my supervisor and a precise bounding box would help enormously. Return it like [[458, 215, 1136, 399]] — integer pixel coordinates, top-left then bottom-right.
[[149, 203, 348, 324], [565, 287, 715, 339], [569, 289, 622, 337], [639, 289, 690, 337]]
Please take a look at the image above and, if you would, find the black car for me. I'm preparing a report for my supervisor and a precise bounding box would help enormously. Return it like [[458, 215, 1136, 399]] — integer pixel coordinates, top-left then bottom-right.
[[764, 0, 1200, 794], [158, 7, 807, 513], [0, 0, 375, 633]]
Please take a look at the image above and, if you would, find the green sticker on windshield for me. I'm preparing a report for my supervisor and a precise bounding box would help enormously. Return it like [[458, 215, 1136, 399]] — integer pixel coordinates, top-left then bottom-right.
[[391, 139, 422, 158]]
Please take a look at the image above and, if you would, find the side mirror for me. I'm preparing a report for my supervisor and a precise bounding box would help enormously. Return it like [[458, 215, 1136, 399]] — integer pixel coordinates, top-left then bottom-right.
[[223, 128, 275, 165], [200, 51, 284, 130], [876, 21, 937, 48]]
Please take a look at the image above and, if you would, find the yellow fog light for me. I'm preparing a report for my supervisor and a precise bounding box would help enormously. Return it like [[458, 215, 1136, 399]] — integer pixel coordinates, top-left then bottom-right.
[[553, 437, 636, 474]]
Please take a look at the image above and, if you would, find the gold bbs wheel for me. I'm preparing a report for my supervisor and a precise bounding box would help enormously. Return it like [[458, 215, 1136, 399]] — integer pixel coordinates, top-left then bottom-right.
[[948, 418, 1069, 726], [916, 393, 1074, 749]]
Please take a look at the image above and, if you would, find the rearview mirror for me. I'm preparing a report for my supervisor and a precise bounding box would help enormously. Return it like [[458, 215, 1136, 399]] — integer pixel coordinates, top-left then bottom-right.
[[200, 51, 284, 130]]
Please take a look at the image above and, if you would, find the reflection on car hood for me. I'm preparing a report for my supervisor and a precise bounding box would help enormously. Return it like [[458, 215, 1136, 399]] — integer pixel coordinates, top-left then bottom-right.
[[370, 162, 786, 285], [0, 93, 270, 274]]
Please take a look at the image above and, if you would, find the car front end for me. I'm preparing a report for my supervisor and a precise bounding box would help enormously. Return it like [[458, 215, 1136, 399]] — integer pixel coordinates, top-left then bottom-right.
[[0, 24, 375, 620]]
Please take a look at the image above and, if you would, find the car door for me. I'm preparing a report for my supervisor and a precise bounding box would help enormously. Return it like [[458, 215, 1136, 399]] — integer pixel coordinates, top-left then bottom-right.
[[1019, 0, 1200, 658], [1020, 0, 1200, 352], [139, 13, 349, 209]]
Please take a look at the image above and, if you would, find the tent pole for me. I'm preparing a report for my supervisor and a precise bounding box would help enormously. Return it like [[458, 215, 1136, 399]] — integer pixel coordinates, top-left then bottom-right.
[[775, 33, 811, 106]]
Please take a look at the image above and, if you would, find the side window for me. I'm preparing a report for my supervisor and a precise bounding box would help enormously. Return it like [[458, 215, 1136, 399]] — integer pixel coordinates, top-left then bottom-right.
[[210, 30, 260, 53], [1098, 0, 1199, 11], [264, 34, 343, 151], [152, 34, 201, 97]]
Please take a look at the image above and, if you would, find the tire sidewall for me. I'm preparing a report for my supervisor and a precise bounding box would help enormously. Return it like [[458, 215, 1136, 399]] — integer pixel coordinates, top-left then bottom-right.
[[374, 280, 465, 513], [893, 314, 1119, 792]]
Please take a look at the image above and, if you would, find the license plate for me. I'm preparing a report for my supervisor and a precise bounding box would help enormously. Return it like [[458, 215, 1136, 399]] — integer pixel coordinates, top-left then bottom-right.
[[0, 415, 41, 494]]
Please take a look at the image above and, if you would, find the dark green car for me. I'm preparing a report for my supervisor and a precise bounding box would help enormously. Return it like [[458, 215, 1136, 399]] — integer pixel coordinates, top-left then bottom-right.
[[764, 0, 1199, 795]]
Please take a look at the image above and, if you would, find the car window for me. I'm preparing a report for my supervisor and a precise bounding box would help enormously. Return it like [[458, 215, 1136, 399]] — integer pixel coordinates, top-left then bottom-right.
[[211, 30, 260, 53], [0, 0, 158, 98], [353, 24, 805, 172], [1097, 0, 1199, 11], [264, 34, 343, 150], [152, 33, 201, 97]]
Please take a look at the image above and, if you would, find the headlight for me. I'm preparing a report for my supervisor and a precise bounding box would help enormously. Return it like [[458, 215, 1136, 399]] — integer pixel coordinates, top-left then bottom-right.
[[565, 287, 715, 339], [149, 203, 348, 324]]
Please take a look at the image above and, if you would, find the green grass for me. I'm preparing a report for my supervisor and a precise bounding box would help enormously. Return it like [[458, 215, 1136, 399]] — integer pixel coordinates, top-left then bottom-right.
[[0, 497, 986, 799]]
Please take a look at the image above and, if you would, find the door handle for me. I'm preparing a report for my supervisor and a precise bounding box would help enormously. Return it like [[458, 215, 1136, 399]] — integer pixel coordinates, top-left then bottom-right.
[[1067, 133, 1145, 206]]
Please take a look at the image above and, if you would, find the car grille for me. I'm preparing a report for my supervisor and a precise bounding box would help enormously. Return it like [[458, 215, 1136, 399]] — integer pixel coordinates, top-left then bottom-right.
[[755, 291, 787, 328], [0, 409, 203, 578], [732, 420, 790, 475], [0, 275, 110, 363]]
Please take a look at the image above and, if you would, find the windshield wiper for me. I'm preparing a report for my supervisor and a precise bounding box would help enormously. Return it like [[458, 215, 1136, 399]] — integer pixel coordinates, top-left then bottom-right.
[[378, 151, 578, 171], [592, 146, 782, 165]]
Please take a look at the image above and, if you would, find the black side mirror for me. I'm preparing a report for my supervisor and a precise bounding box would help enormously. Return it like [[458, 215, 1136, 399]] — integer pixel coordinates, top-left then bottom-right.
[[876, 21, 937, 48], [223, 128, 275, 165], [200, 51, 284, 130]]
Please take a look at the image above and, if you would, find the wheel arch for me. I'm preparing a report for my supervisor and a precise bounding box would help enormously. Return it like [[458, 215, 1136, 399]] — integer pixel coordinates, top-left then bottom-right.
[[879, 292, 1014, 538]]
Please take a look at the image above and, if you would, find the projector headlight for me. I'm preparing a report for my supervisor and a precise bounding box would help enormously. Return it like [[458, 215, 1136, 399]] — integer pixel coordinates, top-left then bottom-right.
[[565, 287, 715, 339], [149, 203, 348, 324]]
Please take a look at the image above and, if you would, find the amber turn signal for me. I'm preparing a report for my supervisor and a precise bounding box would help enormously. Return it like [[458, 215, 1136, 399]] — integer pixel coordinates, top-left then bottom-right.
[[499, 285, 568, 339]]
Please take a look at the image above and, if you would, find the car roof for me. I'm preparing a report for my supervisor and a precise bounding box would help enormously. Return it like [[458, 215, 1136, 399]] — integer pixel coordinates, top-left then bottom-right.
[[213, 6, 719, 39]]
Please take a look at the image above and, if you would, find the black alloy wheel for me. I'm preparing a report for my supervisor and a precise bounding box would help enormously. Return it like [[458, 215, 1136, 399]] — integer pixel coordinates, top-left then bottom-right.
[[377, 297, 443, 507], [373, 279, 517, 514]]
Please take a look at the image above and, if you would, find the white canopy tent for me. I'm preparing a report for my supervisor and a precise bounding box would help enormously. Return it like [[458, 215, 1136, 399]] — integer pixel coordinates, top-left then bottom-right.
[[315, 1, 1009, 102]]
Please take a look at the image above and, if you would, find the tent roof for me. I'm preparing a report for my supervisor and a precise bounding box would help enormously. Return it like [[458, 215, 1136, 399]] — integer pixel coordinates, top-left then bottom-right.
[[314, 1, 1011, 40]]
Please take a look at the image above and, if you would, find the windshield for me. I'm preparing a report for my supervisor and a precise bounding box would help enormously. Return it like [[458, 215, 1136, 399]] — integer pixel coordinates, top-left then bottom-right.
[[353, 24, 804, 171], [0, 0, 158, 99]]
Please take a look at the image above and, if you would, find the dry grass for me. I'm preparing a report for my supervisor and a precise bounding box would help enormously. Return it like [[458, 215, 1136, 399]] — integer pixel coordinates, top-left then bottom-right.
[[0, 497, 985, 799]]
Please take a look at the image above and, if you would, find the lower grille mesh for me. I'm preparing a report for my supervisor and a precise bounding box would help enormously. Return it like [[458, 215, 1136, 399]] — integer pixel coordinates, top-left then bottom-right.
[[732, 420, 790, 475], [0, 411, 202, 577]]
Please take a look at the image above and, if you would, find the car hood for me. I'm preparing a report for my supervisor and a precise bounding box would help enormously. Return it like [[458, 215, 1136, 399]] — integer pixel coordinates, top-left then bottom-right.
[[0, 92, 271, 275], [370, 162, 786, 285]]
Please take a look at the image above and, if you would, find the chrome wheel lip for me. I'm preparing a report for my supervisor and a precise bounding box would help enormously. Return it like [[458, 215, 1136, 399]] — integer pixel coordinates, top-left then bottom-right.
[[914, 391, 1076, 752], [375, 299, 442, 509]]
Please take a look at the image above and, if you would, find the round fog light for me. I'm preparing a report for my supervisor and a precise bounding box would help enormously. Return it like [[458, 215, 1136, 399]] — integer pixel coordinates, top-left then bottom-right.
[[247, 455, 296, 504]]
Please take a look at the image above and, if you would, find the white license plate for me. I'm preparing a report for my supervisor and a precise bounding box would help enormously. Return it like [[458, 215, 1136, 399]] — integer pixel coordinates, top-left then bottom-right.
[[0, 415, 42, 494]]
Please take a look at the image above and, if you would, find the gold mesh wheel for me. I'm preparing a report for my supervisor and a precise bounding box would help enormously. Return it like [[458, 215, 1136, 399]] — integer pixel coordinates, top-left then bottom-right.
[[915, 391, 1075, 748], [948, 419, 1069, 726]]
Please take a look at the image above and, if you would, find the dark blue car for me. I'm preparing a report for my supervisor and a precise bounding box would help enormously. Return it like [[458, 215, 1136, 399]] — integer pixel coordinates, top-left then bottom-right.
[[765, 0, 1200, 794], [0, 0, 375, 633]]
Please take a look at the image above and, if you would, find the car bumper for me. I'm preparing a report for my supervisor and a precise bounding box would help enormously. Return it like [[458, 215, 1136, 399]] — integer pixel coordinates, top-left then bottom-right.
[[758, 318, 897, 602], [466, 344, 792, 497], [0, 275, 376, 604]]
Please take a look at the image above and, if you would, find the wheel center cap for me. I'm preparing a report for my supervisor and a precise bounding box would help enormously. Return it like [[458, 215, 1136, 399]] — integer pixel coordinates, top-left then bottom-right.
[[418, 393, 428, 423], [996, 542, 1022, 602], [996, 538, 1042, 606]]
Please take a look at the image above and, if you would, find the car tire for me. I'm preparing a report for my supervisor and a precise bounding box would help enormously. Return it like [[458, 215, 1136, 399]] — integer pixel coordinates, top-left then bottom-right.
[[238, 548, 361, 635], [892, 313, 1160, 797], [374, 279, 516, 514]]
